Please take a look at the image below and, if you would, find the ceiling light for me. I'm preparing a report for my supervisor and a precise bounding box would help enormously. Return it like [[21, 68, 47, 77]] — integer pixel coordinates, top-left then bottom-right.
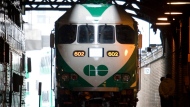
[[132, 3, 140, 9], [114, 1, 125, 5], [125, 9, 137, 15], [157, 17, 167, 21], [59, 5, 71, 8], [156, 22, 171, 25], [164, 12, 183, 15], [167, 2, 190, 5]]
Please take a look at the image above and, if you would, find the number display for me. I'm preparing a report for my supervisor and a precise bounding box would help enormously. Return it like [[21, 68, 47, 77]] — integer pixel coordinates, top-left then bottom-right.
[[107, 51, 119, 57], [73, 51, 85, 57]]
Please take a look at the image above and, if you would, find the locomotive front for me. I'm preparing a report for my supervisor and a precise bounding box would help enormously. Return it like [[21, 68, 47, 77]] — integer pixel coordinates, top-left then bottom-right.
[[54, 3, 139, 107]]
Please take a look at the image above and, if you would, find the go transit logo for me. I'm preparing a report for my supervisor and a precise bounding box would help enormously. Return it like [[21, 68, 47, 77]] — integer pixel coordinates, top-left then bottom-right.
[[83, 65, 108, 76]]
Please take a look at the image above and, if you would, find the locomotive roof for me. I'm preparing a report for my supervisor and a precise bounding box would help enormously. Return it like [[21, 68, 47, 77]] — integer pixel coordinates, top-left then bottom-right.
[[55, 4, 135, 29]]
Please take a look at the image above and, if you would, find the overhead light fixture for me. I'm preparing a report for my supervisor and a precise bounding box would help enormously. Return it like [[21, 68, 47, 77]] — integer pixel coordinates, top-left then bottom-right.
[[157, 17, 167, 21], [132, 3, 140, 9], [125, 9, 137, 15], [164, 12, 183, 15], [156, 22, 171, 25], [59, 5, 72, 8], [114, 1, 125, 5], [167, 2, 190, 5]]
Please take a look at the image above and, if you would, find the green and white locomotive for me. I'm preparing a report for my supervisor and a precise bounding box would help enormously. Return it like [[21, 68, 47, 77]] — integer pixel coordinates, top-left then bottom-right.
[[53, 3, 140, 107]]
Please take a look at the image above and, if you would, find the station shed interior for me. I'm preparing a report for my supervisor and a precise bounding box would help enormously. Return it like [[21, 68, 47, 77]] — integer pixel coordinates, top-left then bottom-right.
[[0, 0, 190, 107]]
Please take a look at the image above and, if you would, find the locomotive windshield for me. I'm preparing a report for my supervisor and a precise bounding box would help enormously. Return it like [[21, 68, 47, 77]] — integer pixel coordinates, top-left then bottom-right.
[[57, 25, 135, 44], [98, 25, 114, 43], [78, 25, 94, 43], [58, 25, 77, 44], [116, 25, 135, 44]]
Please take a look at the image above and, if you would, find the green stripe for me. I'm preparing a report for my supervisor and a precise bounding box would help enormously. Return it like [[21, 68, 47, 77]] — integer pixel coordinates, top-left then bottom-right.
[[99, 48, 138, 90], [56, 48, 93, 88], [82, 4, 111, 17]]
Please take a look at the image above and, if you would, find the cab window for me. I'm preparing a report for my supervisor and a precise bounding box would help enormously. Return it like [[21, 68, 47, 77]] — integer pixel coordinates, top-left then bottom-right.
[[116, 25, 135, 44], [98, 25, 114, 43], [78, 25, 94, 43], [58, 25, 77, 44]]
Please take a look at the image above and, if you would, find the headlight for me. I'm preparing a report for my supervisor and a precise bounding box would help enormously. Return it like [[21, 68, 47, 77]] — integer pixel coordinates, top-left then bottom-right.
[[114, 74, 121, 81], [62, 74, 70, 81], [71, 74, 78, 80], [122, 74, 130, 82]]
